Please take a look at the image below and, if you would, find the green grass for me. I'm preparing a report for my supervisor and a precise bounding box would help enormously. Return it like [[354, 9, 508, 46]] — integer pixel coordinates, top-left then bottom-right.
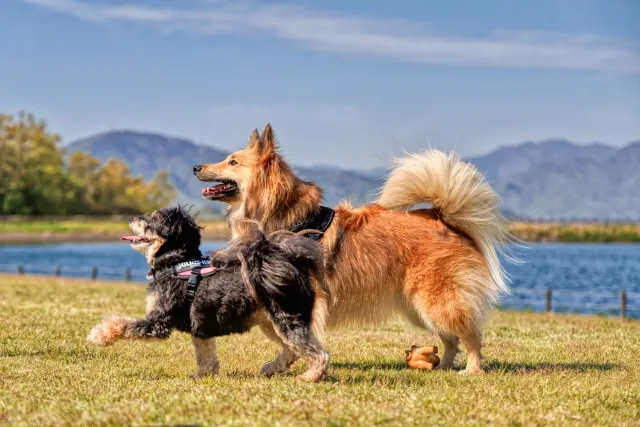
[[0, 218, 640, 243], [0, 219, 131, 233], [0, 219, 229, 242], [509, 222, 640, 243], [2, 219, 640, 243], [1, 276, 639, 426]]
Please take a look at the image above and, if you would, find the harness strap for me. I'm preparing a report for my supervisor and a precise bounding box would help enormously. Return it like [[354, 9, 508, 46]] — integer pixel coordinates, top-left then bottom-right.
[[185, 266, 201, 303], [146, 258, 211, 282], [290, 205, 335, 241]]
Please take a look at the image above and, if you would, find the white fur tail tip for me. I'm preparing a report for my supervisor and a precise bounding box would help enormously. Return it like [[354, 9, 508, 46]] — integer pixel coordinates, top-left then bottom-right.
[[377, 150, 512, 295]]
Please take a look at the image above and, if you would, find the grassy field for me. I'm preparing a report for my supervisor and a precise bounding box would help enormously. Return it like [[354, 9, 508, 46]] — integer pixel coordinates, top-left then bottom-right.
[[0, 218, 229, 243], [509, 222, 640, 243], [1, 275, 639, 426], [1, 218, 639, 244]]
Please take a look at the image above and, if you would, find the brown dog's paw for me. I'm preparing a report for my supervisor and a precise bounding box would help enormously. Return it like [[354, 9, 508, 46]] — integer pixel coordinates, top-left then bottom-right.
[[459, 367, 484, 375]]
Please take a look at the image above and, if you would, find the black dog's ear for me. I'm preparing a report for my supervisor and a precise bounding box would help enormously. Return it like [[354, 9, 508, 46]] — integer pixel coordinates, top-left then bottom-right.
[[155, 206, 202, 254]]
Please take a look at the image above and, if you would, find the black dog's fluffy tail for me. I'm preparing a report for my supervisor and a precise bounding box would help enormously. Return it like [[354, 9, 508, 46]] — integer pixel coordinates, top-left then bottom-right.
[[213, 224, 326, 317]]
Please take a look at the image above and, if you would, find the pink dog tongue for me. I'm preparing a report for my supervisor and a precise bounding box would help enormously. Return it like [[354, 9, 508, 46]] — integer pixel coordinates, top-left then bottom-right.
[[120, 236, 139, 242], [202, 185, 224, 195]]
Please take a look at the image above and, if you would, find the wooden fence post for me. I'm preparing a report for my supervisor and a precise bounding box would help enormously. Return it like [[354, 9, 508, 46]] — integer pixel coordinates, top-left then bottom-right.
[[620, 291, 627, 321], [55, 265, 62, 277], [545, 289, 552, 313], [91, 266, 98, 281], [124, 268, 131, 283], [17, 265, 24, 275]]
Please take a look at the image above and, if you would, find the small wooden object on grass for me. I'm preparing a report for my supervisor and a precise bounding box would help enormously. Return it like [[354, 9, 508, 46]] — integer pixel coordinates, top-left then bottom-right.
[[405, 345, 440, 370]]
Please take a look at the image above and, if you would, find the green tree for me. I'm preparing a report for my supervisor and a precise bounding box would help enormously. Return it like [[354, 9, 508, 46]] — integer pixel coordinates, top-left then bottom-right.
[[0, 112, 81, 215], [138, 170, 176, 214], [67, 151, 102, 212], [1, 111, 177, 215]]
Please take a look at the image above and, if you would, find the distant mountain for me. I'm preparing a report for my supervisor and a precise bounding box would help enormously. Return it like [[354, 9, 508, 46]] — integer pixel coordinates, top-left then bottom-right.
[[466, 139, 617, 182], [67, 131, 229, 213], [67, 131, 640, 220], [495, 141, 640, 220], [66, 131, 381, 214]]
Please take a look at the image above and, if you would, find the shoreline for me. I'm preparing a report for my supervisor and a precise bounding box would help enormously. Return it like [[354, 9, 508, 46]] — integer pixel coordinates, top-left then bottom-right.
[[1, 231, 639, 245], [0, 229, 231, 244], [0, 273, 636, 320], [1, 221, 639, 244], [2, 234, 638, 245]]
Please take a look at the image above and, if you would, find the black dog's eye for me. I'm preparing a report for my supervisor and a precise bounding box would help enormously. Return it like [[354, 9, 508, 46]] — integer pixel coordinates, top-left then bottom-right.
[[229, 159, 238, 166]]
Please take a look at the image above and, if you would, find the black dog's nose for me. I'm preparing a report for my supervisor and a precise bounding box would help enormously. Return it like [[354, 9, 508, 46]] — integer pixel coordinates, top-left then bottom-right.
[[129, 217, 134, 222], [193, 165, 202, 175]]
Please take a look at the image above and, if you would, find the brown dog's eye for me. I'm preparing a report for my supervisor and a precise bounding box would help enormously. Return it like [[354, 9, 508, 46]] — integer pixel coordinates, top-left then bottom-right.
[[229, 159, 238, 166]]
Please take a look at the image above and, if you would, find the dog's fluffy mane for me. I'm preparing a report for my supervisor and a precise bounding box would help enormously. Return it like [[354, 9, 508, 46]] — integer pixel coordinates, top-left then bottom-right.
[[239, 126, 324, 235]]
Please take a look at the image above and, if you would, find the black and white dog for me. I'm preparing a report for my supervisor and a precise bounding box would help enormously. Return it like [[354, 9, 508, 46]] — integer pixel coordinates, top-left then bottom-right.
[[87, 207, 330, 382]]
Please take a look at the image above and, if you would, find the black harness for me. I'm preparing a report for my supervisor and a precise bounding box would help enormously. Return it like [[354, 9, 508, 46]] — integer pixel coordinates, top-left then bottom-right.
[[144, 206, 335, 303], [146, 255, 217, 303], [290, 206, 335, 241]]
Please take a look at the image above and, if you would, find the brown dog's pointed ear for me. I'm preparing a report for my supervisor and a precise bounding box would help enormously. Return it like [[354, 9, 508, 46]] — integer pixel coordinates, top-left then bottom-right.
[[246, 129, 260, 150], [255, 123, 277, 155]]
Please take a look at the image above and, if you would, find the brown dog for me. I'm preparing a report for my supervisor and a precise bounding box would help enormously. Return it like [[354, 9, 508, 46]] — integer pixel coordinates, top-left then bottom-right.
[[193, 124, 511, 375]]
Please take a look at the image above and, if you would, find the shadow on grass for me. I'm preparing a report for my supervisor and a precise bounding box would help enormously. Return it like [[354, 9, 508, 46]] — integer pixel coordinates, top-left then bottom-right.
[[332, 361, 408, 371], [332, 360, 620, 375], [486, 360, 619, 373]]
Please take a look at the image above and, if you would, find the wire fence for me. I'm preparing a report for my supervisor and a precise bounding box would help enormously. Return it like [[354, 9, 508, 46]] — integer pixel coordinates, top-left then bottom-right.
[[1, 263, 638, 320], [0, 263, 148, 282]]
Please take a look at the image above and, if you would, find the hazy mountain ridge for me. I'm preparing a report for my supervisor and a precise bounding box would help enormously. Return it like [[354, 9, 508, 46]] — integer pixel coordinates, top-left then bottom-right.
[[66, 131, 382, 214], [495, 141, 640, 220], [67, 132, 640, 220], [467, 139, 617, 182]]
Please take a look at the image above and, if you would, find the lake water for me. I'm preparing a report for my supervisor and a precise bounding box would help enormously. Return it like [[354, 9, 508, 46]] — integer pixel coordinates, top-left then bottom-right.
[[1, 242, 639, 318]]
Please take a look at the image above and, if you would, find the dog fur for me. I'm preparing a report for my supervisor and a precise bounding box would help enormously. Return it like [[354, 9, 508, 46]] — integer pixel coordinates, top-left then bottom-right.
[[87, 207, 330, 382], [194, 124, 511, 374]]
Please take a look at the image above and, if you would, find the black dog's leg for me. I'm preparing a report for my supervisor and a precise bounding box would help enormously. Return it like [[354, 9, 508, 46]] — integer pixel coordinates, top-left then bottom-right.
[[271, 321, 329, 383], [191, 336, 220, 378], [259, 323, 299, 377], [87, 312, 173, 346]]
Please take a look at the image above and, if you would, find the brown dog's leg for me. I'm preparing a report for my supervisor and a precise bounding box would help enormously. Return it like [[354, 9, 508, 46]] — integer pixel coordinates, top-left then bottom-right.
[[191, 336, 219, 378], [458, 328, 483, 375], [437, 333, 459, 370]]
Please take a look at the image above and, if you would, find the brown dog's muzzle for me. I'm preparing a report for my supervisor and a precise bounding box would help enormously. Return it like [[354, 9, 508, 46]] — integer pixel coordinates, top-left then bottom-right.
[[193, 164, 220, 182]]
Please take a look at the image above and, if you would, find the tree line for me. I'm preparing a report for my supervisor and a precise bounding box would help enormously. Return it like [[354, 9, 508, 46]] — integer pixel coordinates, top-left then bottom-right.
[[0, 112, 175, 215]]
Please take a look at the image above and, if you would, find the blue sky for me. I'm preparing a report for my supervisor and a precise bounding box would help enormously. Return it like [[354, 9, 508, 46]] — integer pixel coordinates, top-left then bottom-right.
[[1, 0, 639, 167]]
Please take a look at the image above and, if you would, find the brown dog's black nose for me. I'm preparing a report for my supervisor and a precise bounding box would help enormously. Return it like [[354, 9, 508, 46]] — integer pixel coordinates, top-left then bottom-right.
[[193, 165, 202, 175]]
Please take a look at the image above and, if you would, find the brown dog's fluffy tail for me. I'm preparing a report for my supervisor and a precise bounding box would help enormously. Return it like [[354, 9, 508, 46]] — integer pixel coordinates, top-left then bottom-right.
[[377, 150, 511, 297]]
